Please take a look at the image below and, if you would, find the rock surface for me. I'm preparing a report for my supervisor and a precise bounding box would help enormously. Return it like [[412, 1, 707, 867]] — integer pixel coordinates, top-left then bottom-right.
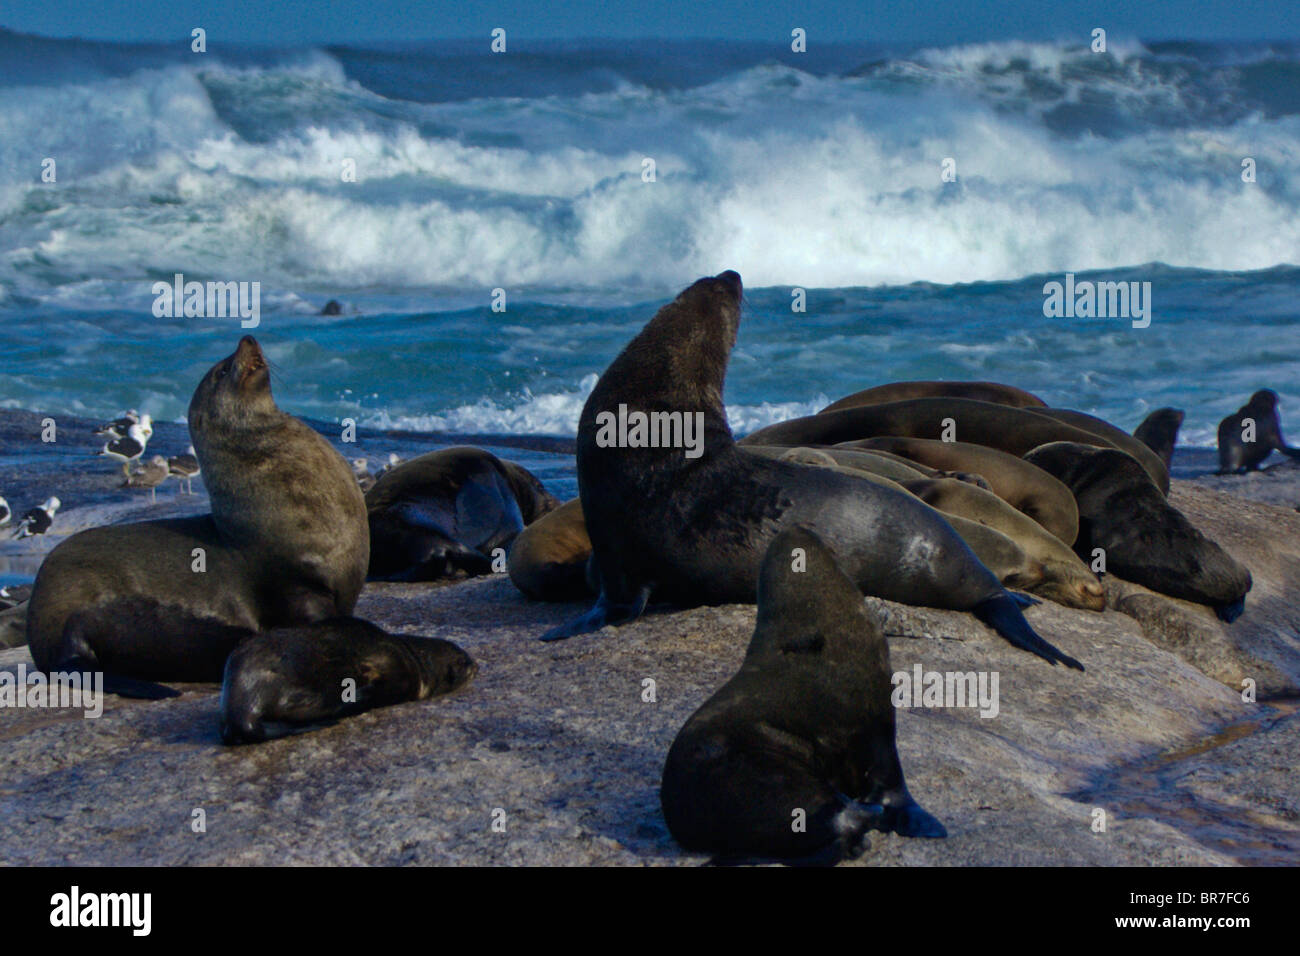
[[0, 476, 1296, 866]]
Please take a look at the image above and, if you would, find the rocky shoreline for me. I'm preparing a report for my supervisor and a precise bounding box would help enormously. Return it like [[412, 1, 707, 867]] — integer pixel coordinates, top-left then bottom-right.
[[0, 409, 1297, 865]]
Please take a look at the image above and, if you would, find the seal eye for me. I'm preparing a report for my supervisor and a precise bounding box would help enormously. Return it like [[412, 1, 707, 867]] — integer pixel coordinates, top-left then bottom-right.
[[216, 363, 229, 380]]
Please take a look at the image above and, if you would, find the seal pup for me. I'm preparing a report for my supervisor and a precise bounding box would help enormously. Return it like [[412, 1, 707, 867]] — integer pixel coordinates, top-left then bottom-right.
[[365, 447, 560, 581], [27, 336, 370, 690], [12, 497, 59, 539], [219, 618, 477, 744], [1024, 442, 1252, 621], [548, 271, 1082, 670], [840, 437, 1079, 545], [1133, 408, 1184, 472], [660, 528, 946, 865], [820, 380, 1047, 414], [1217, 390, 1300, 473]]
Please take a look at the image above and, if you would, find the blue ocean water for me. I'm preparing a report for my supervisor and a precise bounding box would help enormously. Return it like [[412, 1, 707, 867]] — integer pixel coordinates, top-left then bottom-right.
[[1, 30, 1298, 444]]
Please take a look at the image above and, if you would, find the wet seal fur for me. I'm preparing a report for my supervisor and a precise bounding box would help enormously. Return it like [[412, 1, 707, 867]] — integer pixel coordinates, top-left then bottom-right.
[[546, 270, 1082, 670], [820, 380, 1046, 414], [1024, 441, 1253, 622], [660, 528, 946, 865], [1216, 390, 1300, 474], [26, 336, 369, 695], [1134, 408, 1184, 472], [220, 618, 477, 744], [366, 446, 560, 581]]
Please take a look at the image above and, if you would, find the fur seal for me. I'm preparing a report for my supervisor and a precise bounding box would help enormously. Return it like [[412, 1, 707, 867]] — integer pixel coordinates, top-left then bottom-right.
[[660, 528, 946, 865], [507, 497, 593, 601], [743, 445, 929, 482], [839, 437, 1079, 545], [548, 271, 1082, 670], [820, 380, 1047, 414], [220, 618, 477, 744], [1028, 408, 1170, 494], [365, 447, 560, 581], [1024, 442, 1252, 621], [1133, 408, 1184, 472], [27, 336, 370, 691], [1216, 390, 1300, 473], [896, 478, 1104, 611]]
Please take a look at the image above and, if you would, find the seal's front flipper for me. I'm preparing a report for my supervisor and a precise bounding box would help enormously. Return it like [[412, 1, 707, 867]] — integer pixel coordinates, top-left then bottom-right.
[[539, 586, 652, 642], [1008, 591, 1041, 608], [101, 674, 181, 700], [973, 593, 1084, 671], [878, 799, 947, 838], [1215, 597, 1246, 623]]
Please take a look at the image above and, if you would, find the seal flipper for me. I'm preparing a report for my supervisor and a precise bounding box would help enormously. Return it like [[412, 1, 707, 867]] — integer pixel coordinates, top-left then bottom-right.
[[539, 585, 652, 642], [973, 592, 1084, 670], [57, 652, 180, 700]]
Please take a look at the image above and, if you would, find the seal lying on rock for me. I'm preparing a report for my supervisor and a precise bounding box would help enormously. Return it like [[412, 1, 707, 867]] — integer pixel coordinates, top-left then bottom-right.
[[1024, 442, 1253, 622], [366, 447, 560, 581], [27, 337, 369, 695], [660, 528, 946, 865], [546, 270, 1083, 670], [220, 618, 477, 744], [820, 380, 1047, 413]]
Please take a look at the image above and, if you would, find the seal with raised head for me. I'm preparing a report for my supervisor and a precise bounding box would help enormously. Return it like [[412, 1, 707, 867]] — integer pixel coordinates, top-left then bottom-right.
[[1024, 441, 1252, 622], [660, 528, 946, 865], [1134, 408, 1185, 472], [220, 618, 477, 744], [840, 437, 1079, 545], [820, 380, 1047, 414], [546, 270, 1082, 670], [26, 336, 370, 693], [1216, 390, 1300, 473], [365, 447, 560, 581]]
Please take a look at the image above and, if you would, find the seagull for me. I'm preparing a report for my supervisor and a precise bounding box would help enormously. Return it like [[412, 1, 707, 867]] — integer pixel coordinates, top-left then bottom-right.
[[0, 496, 9, 527], [126, 455, 170, 502], [12, 497, 60, 539], [95, 409, 139, 439], [380, 452, 402, 474], [167, 446, 201, 494], [100, 422, 150, 477]]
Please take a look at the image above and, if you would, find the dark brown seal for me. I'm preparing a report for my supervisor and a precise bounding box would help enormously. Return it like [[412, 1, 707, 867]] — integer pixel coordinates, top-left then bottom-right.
[[1134, 408, 1184, 472], [365, 446, 560, 581], [660, 528, 946, 865], [547, 271, 1082, 670], [1024, 441, 1252, 622], [220, 618, 477, 744], [1216, 390, 1300, 473], [26, 336, 370, 695]]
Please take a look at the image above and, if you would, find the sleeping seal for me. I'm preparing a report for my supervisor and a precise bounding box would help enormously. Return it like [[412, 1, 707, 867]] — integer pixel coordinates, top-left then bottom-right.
[[660, 527, 946, 865], [219, 618, 477, 744], [545, 271, 1082, 670]]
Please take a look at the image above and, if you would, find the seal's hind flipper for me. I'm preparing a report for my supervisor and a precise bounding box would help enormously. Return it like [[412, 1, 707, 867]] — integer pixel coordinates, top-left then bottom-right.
[[539, 586, 652, 642], [879, 799, 947, 838], [1008, 591, 1041, 608], [973, 593, 1084, 670]]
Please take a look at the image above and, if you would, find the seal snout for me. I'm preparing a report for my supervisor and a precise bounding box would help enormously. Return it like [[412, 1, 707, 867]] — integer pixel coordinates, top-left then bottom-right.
[[715, 270, 743, 299], [234, 335, 267, 380]]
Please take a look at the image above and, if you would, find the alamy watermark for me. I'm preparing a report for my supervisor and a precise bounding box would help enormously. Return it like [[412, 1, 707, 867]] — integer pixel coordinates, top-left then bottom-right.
[[152, 273, 260, 328], [0, 664, 103, 718], [1042, 272, 1151, 328], [594, 403, 705, 459], [891, 664, 999, 718]]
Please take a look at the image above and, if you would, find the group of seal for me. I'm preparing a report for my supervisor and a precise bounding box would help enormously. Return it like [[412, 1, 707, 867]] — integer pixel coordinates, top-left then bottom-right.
[[26, 336, 477, 731]]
